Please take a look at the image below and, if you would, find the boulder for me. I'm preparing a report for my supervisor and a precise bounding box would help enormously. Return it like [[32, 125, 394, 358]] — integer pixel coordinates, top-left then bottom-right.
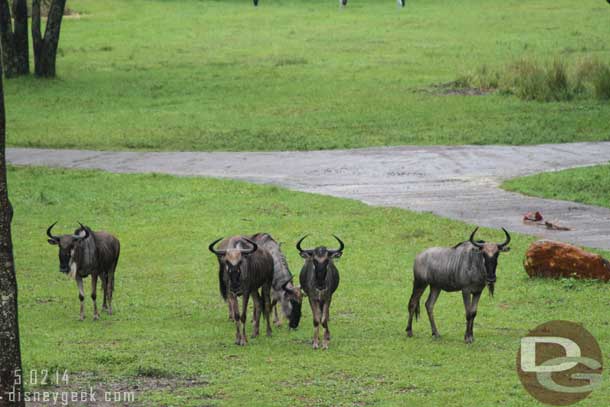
[[524, 240, 610, 281]]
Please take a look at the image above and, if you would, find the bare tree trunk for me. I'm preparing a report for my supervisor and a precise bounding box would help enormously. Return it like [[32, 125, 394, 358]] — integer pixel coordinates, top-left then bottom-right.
[[32, 0, 66, 77], [0, 46, 25, 407], [0, 0, 29, 78]]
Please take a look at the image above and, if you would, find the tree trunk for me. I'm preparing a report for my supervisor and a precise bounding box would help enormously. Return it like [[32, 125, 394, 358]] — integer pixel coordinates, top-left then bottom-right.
[[0, 47, 25, 407], [0, 0, 29, 78], [32, 0, 66, 78]]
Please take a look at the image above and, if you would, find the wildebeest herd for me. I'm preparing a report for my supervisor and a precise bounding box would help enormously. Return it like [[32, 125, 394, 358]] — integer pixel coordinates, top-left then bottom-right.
[[46, 223, 511, 348]]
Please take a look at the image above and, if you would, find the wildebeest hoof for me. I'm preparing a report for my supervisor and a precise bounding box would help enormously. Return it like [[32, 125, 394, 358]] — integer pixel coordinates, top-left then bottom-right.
[[274, 321, 282, 327], [312, 342, 319, 350], [266, 330, 272, 337], [322, 342, 329, 350], [464, 336, 474, 344], [406, 330, 413, 337], [432, 333, 441, 339], [107, 308, 113, 315], [93, 314, 99, 321], [251, 332, 259, 339]]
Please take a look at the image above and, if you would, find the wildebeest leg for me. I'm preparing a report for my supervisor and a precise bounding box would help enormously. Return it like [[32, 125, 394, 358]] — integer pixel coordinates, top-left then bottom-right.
[[101, 273, 108, 311], [229, 294, 241, 345], [462, 291, 472, 343], [106, 266, 116, 315], [262, 283, 272, 337], [425, 286, 441, 338], [465, 292, 482, 344], [228, 299, 235, 321], [251, 290, 262, 338], [309, 297, 322, 349], [406, 281, 428, 337], [321, 298, 331, 350], [91, 274, 99, 321], [239, 291, 250, 346], [272, 299, 281, 327], [76, 276, 85, 321]]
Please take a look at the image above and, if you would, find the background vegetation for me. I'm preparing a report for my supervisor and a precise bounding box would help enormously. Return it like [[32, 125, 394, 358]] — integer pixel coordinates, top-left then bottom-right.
[[11, 166, 610, 405], [4, 0, 610, 151]]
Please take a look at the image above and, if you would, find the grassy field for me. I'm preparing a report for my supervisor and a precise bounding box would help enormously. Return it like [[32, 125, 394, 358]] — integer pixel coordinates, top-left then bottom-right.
[[503, 163, 610, 208], [9, 165, 610, 406], [3, 0, 610, 152]]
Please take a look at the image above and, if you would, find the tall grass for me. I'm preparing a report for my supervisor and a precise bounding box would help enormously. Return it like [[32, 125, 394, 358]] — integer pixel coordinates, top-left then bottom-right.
[[460, 57, 610, 102]]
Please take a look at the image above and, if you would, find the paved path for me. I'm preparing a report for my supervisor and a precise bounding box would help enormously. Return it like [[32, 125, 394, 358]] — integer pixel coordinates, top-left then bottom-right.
[[7, 143, 610, 249]]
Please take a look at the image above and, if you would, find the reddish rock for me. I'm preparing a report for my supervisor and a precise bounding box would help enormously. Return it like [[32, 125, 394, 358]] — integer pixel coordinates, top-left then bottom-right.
[[524, 240, 610, 281]]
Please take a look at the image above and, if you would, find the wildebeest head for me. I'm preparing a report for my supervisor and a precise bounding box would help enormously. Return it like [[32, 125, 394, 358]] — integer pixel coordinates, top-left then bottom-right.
[[281, 282, 303, 329], [469, 227, 511, 295], [46, 222, 90, 274], [297, 235, 344, 290], [209, 237, 258, 293]]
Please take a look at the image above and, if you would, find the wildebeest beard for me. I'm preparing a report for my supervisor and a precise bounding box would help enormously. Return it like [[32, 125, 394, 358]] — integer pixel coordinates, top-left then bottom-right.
[[487, 281, 495, 297]]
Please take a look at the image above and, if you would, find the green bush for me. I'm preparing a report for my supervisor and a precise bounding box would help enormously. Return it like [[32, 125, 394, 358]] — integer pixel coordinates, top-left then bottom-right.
[[458, 56, 610, 102]]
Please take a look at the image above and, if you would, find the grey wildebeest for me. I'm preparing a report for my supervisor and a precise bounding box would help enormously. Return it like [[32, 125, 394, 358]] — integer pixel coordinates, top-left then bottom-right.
[[209, 236, 274, 345], [406, 227, 510, 343], [297, 235, 344, 350], [250, 233, 303, 329], [47, 222, 120, 321]]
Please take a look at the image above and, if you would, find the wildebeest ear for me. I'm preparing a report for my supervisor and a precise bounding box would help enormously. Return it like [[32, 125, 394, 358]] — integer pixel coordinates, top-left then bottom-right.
[[330, 251, 342, 259], [299, 251, 311, 259], [501, 246, 511, 252], [47, 239, 58, 245]]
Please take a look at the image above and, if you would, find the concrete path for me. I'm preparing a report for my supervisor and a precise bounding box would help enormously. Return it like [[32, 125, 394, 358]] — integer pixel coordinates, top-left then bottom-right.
[[7, 142, 610, 249]]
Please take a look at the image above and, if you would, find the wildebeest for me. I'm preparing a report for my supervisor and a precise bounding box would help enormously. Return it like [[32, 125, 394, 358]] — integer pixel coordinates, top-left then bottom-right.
[[209, 236, 274, 345], [406, 227, 510, 343], [47, 222, 120, 321], [297, 235, 344, 350], [250, 233, 302, 329]]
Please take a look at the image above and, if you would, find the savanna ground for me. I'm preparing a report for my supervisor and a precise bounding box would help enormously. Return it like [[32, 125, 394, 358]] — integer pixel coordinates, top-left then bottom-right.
[[504, 163, 610, 209], [10, 166, 610, 406], [3, 0, 610, 151]]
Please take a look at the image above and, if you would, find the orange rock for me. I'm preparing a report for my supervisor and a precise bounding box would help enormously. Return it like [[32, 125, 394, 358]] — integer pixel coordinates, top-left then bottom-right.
[[524, 240, 610, 281]]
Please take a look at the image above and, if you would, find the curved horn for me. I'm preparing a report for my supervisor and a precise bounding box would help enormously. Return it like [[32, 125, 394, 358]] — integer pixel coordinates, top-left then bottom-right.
[[208, 237, 226, 256], [498, 227, 511, 248], [241, 238, 258, 254], [329, 235, 345, 253], [75, 222, 90, 240], [469, 227, 484, 249], [296, 235, 311, 253], [46, 221, 59, 240]]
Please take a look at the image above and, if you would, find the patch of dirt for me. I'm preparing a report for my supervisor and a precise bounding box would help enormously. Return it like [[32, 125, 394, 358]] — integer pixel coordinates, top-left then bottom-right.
[[424, 82, 494, 96], [26, 373, 208, 406]]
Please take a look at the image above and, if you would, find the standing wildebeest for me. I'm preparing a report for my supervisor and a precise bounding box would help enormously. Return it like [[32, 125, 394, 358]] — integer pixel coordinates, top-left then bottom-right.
[[209, 236, 274, 345], [406, 227, 510, 343], [47, 222, 120, 321], [250, 233, 302, 329], [297, 235, 344, 350]]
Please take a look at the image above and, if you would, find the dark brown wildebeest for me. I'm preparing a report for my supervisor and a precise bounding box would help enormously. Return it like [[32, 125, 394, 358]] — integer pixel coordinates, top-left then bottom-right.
[[47, 222, 120, 321], [406, 227, 510, 343], [250, 233, 302, 329], [297, 235, 344, 350], [209, 236, 274, 346]]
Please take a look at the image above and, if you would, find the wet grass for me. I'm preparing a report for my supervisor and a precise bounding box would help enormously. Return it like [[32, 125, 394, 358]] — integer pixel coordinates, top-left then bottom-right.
[[9, 165, 610, 405], [503, 163, 610, 209], [3, 0, 610, 151]]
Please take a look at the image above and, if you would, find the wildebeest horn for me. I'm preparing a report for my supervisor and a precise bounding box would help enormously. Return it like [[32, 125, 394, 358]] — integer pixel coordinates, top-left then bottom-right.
[[469, 227, 484, 249], [46, 221, 59, 241], [296, 235, 312, 254], [208, 237, 226, 256], [328, 235, 345, 254], [74, 222, 90, 240], [240, 238, 258, 254], [498, 228, 511, 248]]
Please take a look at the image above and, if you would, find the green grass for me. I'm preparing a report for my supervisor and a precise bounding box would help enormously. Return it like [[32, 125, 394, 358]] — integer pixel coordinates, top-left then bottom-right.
[[503, 163, 610, 208], [4, 0, 610, 151], [9, 165, 610, 406]]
